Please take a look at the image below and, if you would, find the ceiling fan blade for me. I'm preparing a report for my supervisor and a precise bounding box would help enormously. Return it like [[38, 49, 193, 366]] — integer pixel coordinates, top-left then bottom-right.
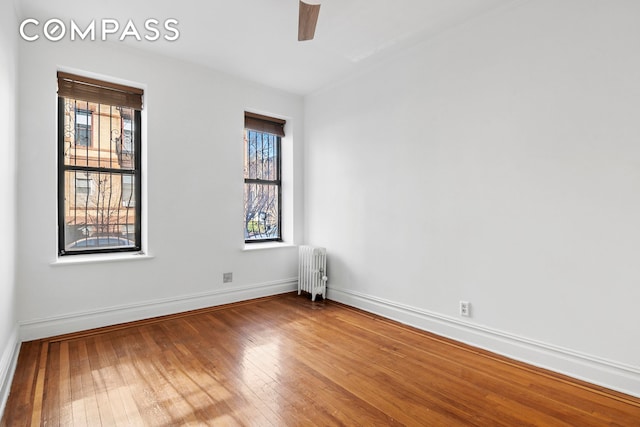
[[298, 1, 321, 41]]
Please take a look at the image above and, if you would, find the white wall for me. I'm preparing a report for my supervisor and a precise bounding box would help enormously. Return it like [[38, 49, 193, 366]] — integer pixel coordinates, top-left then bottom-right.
[[305, 0, 640, 396], [0, 0, 20, 416], [17, 38, 304, 339]]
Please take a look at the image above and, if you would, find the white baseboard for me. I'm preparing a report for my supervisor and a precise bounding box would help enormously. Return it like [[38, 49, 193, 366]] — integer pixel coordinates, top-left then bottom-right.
[[0, 325, 20, 421], [20, 278, 297, 341], [328, 286, 640, 398]]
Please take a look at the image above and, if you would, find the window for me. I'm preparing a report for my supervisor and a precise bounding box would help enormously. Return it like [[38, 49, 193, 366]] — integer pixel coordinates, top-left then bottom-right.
[[57, 72, 143, 255], [122, 175, 135, 207], [73, 172, 91, 208], [75, 173, 91, 197], [244, 112, 285, 242], [75, 109, 92, 146]]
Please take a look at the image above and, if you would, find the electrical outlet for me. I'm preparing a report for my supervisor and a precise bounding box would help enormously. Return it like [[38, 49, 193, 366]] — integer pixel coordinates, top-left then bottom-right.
[[223, 272, 233, 283], [459, 301, 471, 317]]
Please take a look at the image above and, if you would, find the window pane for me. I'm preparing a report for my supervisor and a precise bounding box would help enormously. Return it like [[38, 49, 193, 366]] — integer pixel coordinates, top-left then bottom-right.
[[244, 130, 278, 181], [62, 98, 136, 170], [244, 182, 280, 240], [63, 170, 137, 252]]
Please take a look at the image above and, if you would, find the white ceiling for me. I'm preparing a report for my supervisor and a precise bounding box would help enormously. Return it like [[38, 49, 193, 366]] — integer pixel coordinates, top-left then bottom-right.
[[16, 0, 516, 95]]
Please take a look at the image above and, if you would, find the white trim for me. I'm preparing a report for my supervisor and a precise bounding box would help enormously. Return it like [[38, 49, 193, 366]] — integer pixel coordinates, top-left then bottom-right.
[[20, 278, 297, 341], [243, 242, 296, 251], [0, 326, 20, 421], [51, 252, 154, 266], [328, 286, 640, 398]]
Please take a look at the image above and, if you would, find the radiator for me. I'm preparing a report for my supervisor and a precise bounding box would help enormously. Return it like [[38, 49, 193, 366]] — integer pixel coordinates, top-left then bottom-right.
[[298, 246, 328, 301]]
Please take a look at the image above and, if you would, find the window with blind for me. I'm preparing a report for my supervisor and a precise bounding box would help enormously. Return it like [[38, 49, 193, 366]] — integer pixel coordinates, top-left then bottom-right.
[[244, 112, 285, 243], [57, 72, 143, 255]]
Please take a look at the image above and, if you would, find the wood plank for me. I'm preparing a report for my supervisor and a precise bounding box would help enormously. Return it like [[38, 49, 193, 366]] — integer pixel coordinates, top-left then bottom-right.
[[58, 341, 73, 426], [0, 341, 40, 427], [2, 293, 639, 426], [73, 340, 101, 426], [85, 338, 117, 426], [29, 342, 48, 427]]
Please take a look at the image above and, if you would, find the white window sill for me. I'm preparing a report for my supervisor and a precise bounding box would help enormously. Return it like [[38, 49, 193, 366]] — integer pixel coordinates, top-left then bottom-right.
[[51, 252, 154, 266], [243, 242, 295, 251]]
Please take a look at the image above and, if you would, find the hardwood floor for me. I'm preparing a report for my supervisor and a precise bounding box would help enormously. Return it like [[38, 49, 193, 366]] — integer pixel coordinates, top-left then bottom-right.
[[2, 293, 639, 426]]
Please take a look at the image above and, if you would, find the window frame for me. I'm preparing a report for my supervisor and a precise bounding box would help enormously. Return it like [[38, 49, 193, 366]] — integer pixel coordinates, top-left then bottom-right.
[[244, 114, 284, 244], [57, 74, 143, 256]]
